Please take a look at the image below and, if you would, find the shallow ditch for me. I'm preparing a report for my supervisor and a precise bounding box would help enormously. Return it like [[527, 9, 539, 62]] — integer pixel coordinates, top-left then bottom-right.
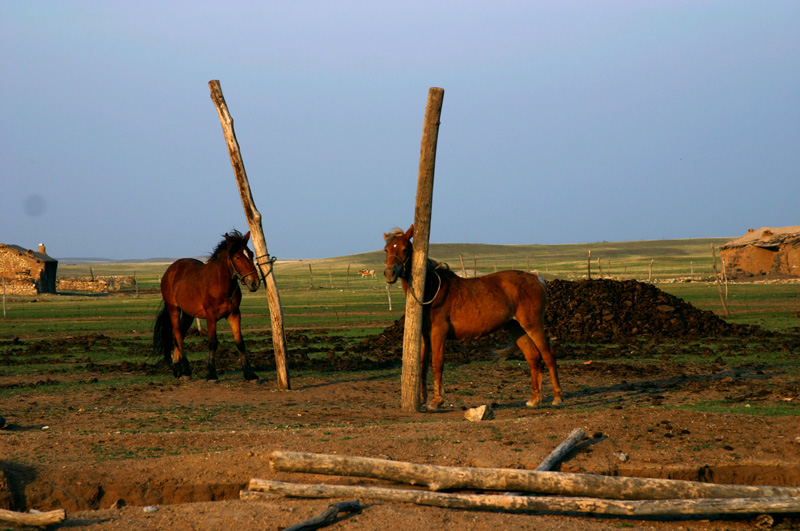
[[7, 463, 800, 512]]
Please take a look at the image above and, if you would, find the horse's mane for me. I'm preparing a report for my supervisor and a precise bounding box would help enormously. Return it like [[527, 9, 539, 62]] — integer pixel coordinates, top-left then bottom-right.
[[427, 258, 455, 279], [209, 230, 247, 261]]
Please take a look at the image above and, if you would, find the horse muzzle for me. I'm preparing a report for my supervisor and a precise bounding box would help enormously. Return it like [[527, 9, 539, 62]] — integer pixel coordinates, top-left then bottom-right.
[[243, 273, 261, 292], [384, 265, 401, 284]]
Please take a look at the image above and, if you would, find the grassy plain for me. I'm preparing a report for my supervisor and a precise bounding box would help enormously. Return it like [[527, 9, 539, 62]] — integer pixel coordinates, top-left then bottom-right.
[[2, 237, 798, 340]]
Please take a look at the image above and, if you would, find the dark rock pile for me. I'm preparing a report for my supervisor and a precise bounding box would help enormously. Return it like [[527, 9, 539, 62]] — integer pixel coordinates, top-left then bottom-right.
[[353, 279, 761, 358], [545, 279, 755, 342]]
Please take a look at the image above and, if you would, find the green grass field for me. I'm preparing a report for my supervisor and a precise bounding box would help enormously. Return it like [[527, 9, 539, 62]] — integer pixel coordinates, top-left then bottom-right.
[[2, 237, 798, 340], [1, 239, 798, 419]]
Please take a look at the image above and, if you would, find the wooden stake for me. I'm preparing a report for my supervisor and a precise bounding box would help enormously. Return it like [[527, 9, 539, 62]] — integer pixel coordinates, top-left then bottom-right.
[[711, 245, 730, 317], [243, 481, 800, 517], [535, 428, 586, 471], [587, 250, 592, 279], [268, 451, 800, 500], [209, 80, 290, 390], [402, 87, 444, 412], [283, 500, 361, 531]]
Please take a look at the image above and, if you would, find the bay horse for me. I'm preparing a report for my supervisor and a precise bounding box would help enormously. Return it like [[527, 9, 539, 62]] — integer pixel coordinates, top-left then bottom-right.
[[383, 225, 563, 409], [153, 230, 261, 380]]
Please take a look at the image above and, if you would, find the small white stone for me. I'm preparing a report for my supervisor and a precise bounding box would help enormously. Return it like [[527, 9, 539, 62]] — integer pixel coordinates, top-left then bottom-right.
[[464, 405, 494, 422]]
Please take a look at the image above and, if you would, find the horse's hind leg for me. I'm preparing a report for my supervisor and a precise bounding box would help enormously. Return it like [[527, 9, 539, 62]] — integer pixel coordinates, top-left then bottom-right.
[[227, 311, 258, 381], [169, 307, 192, 378], [515, 334, 544, 407], [176, 312, 194, 377], [515, 312, 563, 406], [521, 325, 563, 406]]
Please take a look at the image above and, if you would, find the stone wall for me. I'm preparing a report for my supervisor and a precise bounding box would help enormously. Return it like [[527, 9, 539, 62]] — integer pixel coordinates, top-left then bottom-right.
[[56, 275, 137, 293], [0, 275, 38, 295]]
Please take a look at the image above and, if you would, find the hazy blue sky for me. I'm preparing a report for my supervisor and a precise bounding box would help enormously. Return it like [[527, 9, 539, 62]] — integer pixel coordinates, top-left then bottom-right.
[[2, 2, 798, 260]]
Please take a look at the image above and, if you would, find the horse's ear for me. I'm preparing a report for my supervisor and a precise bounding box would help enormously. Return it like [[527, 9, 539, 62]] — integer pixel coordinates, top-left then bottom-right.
[[405, 225, 414, 241], [243, 231, 251, 243], [225, 233, 232, 244], [383, 232, 390, 242]]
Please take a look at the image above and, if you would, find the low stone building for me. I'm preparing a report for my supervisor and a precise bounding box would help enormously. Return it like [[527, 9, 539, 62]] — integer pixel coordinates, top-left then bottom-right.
[[0, 243, 58, 294], [719, 226, 800, 278]]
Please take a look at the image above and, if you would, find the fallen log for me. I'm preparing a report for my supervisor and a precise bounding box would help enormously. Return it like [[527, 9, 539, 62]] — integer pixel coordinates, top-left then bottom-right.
[[535, 428, 586, 471], [270, 451, 800, 500], [283, 500, 361, 531], [243, 479, 800, 517], [0, 508, 67, 527]]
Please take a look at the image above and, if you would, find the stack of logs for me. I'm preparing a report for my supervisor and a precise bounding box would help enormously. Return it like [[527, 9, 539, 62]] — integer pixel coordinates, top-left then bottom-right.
[[243, 431, 800, 521]]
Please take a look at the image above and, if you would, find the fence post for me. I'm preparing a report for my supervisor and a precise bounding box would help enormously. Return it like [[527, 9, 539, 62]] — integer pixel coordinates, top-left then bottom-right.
[[401, 87, 444, 412], [209, 79, 291, 390]]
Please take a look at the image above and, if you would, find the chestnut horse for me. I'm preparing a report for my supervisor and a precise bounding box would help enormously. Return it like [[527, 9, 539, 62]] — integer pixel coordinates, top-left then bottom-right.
[[383, 225, 563, 409], [153, 230, 260, 380]]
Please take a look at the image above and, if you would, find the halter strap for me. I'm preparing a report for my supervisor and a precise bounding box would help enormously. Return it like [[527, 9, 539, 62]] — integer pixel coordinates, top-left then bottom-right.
[[228, 255, 258, 284]]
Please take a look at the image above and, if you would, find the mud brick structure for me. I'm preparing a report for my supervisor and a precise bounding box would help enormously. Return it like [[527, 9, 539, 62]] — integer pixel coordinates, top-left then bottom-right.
[[0, 243, 58, 295], [720, 226, 800, 278]]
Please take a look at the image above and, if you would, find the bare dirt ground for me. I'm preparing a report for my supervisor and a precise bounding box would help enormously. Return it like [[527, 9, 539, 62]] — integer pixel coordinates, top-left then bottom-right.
[[2, 280, 800, 530]]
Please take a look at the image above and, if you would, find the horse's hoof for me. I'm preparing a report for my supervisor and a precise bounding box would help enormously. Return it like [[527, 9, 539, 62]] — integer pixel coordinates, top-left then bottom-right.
[[179, 375, 192, 381], [552, 397, 564, 407], [526, 399, 541, 408], [206, 377, 219, 383]]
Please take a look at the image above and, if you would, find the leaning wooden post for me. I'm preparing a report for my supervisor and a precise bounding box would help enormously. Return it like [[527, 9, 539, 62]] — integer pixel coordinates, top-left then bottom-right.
[[209, 80, 291, 390], [587, 250, 592, 279], [402, 87, 444, 412]]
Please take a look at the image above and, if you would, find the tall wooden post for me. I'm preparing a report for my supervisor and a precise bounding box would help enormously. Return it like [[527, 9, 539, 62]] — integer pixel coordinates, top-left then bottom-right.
[[402, 87, 444, 412], [209, 80, 291, 390]]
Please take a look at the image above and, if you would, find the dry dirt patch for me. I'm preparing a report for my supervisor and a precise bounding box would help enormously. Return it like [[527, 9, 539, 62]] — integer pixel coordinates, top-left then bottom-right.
[[1, 279, 799, 530]]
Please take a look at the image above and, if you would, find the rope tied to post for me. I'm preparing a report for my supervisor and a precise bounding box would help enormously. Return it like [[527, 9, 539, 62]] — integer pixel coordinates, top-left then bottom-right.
[[256, 254, 277, 281]]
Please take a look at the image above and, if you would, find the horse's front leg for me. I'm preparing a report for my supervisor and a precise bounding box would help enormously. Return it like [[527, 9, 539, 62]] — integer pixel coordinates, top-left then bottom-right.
[[420, 332, 431, 406], [429, 331, 446, 409], [227, 311, 258, 381], [205, 316, 219, 381]]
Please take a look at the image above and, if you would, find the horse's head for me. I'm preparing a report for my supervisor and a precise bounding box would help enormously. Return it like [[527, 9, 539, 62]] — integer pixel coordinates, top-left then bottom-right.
[[383, 225, 414, 284], [226, 231, 261, 292]]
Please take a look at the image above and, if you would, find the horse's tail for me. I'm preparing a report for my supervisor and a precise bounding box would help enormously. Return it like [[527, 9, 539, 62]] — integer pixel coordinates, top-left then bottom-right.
[[492, 321, 527, 361], [152, 302, 173, 365]]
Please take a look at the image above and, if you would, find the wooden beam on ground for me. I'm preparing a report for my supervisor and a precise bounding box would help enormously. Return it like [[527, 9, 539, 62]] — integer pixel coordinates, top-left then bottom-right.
[[402, 87, 444, 412], [0, 508, 67, 527], [209, 80, 290, 390], [243, 480, 800, 517], [269, 450, 800, 500]]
